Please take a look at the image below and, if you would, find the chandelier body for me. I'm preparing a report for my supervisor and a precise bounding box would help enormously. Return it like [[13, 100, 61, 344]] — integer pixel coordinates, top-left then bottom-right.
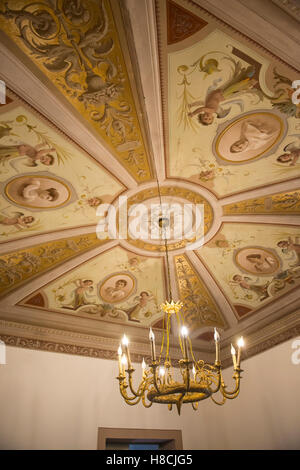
[[117, 301, 244, 415]]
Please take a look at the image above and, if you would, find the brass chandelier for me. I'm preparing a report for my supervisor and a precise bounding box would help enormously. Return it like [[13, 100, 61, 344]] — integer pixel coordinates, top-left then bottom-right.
[[116, 181, 245, 415]]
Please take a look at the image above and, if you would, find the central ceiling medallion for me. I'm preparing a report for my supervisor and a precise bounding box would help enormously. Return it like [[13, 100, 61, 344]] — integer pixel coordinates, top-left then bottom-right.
[[123, 185, 214, 253]]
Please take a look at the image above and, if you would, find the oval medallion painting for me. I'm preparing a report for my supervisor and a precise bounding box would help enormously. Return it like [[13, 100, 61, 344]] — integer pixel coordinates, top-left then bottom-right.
[[99, 273, 135, 304], [5, 175, 71, 209], [235, 247, 280, 275], [216, 112, 283, 163]]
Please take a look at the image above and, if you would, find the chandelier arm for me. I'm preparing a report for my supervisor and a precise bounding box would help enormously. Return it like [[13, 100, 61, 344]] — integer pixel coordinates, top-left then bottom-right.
[[207, 367, 222, 394], [158, 314, 166, 364], [221, 370, 242, 398], [119, 382, 144, 403], [222, 388, 240, 400], [127, 371, 147, 398], [210, 394, 227, 406], [142, 393, 153, 409], [192, 402, 199, 411], [122, 396, 143, 406]]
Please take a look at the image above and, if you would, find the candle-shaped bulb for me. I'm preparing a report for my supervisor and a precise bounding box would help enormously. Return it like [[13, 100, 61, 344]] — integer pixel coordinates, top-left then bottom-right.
[[121, 354, 127, 368], [214, 328, 220, 363], [149, 327, 155, 341], [236, 336, 244, 368], [214, 327, 220, 342], [181, 326, 188, 338], [117, 344, 123, 375], [142, 358, 146, 370], [192, 365, 196, 378], [181, 326, 189, 360], [159, 366, 165, 377], [149, 327, 156, 361], [122, 334, 129, 346], [231, 343, 237, 369]]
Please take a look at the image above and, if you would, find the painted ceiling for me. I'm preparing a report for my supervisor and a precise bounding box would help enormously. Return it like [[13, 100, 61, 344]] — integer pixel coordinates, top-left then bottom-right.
[[0, 0, 299, 366]]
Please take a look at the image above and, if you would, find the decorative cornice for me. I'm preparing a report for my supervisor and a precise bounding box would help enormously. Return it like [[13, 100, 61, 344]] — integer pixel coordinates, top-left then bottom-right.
[[1, 314, 299, 366], [271, 0, 300, 22], [186, 0, 299, 72], [222, 323, 300, 368]]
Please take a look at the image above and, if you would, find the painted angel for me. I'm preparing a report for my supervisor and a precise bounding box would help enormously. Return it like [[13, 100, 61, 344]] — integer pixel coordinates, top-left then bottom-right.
[[0, 143, 55, 166], [124, 291, 157, 322], [0, 210, 34, 229], [277, 141, 300, 166], [62, 279, 95, 310], [231, 274, 270, 301], [188, 66, 259, 126]]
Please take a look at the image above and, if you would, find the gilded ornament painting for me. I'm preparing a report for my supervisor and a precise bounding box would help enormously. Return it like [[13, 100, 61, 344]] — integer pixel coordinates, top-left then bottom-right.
[[0, 234, 107, 297], [174, 254, 226, 331], [223, 190, 300, 215], [0, 0, 153, 182]]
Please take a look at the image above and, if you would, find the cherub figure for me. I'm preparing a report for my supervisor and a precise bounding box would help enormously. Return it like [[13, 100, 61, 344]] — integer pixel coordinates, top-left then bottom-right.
[[62, 279, 94, 310], [0, 143, 55, 166], [277, 142, 300, 166], [0, 211, 34, 229], [87, 197, 102, 207], [232, 274, 270, 301], [126, 291, 156, 322], [188, 67, 258, 126], [277, 237, 300, 265], [199, 169, 215, 181]]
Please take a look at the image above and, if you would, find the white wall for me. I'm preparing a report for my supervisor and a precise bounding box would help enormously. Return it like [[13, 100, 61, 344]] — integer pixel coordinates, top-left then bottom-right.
[[0, 338, 299, 450]]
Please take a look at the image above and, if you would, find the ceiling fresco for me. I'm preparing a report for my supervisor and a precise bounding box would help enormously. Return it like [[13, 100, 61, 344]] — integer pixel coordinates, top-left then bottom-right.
[[168, 29, 299, 197], [20, 245, 167, 327], [197, 223, 300, 315], [0, 0, 299, 365], [0, 93, 124, 242], [0, 0, 153, 182]]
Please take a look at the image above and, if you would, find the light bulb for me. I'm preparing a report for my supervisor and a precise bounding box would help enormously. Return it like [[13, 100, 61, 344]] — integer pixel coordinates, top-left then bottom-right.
[[142, 358, 146, 370], [121, 354, 127, 367], [237, 336, 244, 348], [159, 366, 165, 377], [122, 334, 129, 346], [149, 327, 155, 341], [214, 327, 220, 342], [231, 344, 236, 355], [118, 345, 122, 356], [181, 326, 188, 338]]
